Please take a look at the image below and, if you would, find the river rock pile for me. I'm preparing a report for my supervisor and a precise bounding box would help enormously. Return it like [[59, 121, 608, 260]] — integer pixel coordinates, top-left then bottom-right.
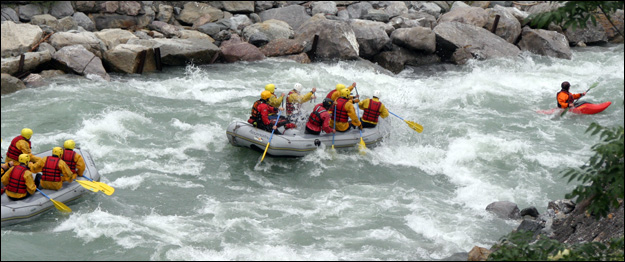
[[1, 1, 623, 95]]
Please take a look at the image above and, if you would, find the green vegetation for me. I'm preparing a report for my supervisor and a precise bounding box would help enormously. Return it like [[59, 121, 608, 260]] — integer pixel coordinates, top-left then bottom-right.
[[488, 231, 624, 261], [563, 123, 624, 218], [526, 1, 624, 35]]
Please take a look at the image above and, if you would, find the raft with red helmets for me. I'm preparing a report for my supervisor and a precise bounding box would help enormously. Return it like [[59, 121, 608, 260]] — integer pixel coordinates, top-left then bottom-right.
[[1, 148, 100, 227], [226, 116, 391, 157], [537, 101, 612, 115]]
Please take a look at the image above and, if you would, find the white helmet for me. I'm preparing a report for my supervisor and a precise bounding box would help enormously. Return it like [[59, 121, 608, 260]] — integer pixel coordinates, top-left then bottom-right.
[[294, 83, 303, 92], [373, 90, 381, 98]]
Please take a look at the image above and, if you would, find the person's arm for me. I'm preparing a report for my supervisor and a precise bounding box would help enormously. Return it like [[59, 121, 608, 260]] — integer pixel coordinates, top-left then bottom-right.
[[58, 160, 75, 182], [346, 102, 362, 128], [572, 93, 583, 99], [322, 113, 335, 133], [301, 91, 314, 103], [1, 167, 11, 186], [24, 171, 37, 195], [379, 103, 389, 118], [75, 154, 86, 177], [358, 99, 368, 110], [16, 140, 41, 163], [29, 157, 47, 173]]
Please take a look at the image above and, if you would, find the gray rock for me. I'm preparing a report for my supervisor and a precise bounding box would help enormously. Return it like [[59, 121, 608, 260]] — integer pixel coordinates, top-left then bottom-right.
[[517, 26, 572, 60], [520, 206, 540, 218], [73, 12, 96, 32], [2, 7, 19, 22], [1, 73, 27, 95], [52, 45, 110, 81], [18, 4, 45, 22], [259, 5, 311, 31], [486, 201, 521, 219], [49, 1, 75, 19]]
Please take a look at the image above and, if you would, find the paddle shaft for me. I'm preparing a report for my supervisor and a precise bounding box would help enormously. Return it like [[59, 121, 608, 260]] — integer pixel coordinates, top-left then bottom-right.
[[36, 188, 53, 200], [388, 111, 404, 121]]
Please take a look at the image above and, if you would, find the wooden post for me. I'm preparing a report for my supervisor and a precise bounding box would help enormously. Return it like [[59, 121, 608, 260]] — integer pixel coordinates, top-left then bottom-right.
[[135, 50, 147, 74], [18, 54, 25, 73], [491, 15, 501, 34], [154, 47, 162, 71]]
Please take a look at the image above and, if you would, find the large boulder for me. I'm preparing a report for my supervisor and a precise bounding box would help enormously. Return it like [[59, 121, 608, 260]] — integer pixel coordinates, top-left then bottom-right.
[[104, 44, 155, 74], [390, 27, 436, 54], [1, 50, 52, 76], [349, 19, 392, 59], [49, 31, 107, 58], [564, 18, 609, 46], [438, 6, 489, 28], [1, 73, 27, 95], [486, 201, 521, 220], [484, 5, 522, 44], [219, 35, 265, 63], [127, 38, 220, 66], [52, 45, 110, 81], [1, 21, 43, 58], [242, 19, 294, 42], [177, 2, 223, 25], [517, 26, 572, 59], [433, 21, 521, 64], [95, 29, 139, 50], [260, 38, 306, 57], [294, 14, 360, 61], [259, 5, 311, 31]]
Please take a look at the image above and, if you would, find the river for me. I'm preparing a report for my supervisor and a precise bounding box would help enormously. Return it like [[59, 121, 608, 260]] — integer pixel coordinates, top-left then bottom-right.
[[1, 44, 623, 260]]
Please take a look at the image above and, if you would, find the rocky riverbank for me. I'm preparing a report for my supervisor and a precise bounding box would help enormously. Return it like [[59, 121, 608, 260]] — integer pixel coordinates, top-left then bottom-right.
[[2, 1, 623, 95]]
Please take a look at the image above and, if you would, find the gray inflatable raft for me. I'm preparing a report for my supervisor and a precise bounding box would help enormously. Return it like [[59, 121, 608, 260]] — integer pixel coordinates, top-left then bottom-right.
[[1, 148, 100, 227], [226, 118, 391, 157]]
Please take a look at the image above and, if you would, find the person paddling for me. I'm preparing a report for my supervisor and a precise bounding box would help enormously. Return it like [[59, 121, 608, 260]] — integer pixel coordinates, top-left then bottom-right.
[[557, 81, 586, 108]]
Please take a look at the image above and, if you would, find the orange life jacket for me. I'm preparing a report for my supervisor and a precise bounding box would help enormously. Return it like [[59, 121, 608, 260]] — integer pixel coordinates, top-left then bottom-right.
[[7, 136, 31, 160], [556, 90, 574, 108]]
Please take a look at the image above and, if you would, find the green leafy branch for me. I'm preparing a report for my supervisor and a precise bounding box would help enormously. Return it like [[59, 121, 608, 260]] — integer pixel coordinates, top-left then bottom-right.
[[525, 1, 624, 37]]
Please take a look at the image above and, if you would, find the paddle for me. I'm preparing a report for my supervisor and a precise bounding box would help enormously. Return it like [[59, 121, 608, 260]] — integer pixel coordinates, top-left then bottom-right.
[[353, 87, 366, 155], [388, 111, 424, 133], [260, 109, 282, 163], [36, 188, 72, 213], [76, 180, 100, 193], [560, 82, 599, 117], [82, 175, 115, 196]]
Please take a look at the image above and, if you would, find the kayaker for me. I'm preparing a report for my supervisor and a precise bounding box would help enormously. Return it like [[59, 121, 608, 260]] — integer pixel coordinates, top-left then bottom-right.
[[557, 81, 586, 108], [286, 83, 316, 120], [5, 128, 42, 164], [305, 98, 336, 135], [358, 90, 389, 128], [29, 147, 76, 191], [62, 139, 86, 177], [1, 154, 40, 200], [330, 88, 363, 132], [249, 91, 295, 135]]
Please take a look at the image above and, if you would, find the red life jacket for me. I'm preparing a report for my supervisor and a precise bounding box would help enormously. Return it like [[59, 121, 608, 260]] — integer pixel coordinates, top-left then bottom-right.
[[334, 97, 349, 122], [556, 90, 574, 108], [7, 136, 31, 161], [307, 104, 327, 127], [286, 90, 297, 115], [249, 99, 266, 124], [362, 99, 382, 123], [62, 149, 77, 173], [7, 165, 28, 194], [326, 90, 336, 99], [42, 156, 62, 182]]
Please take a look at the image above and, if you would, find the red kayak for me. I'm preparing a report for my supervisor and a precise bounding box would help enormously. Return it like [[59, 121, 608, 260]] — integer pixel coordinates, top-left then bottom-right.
[[537, 101, 611, 115]]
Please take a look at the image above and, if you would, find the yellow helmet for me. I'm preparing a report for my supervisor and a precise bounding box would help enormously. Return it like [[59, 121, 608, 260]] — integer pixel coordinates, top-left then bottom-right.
[[52, 147, 63, 157], [336, 84, 346, 91], [261, 90, 272, 100], [64, 139, 76, 149], [21, 128, 33, 139], [340, 88, 351, 98], [18, 154, 30, 164], [265, 84, 276, 93]]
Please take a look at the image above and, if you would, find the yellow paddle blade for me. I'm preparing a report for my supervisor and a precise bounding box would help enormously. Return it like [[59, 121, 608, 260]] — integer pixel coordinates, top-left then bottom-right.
[[95, 181, 115, 196], [51, 199, 72, 213], [405, 120, 423, 133], [260, 142, 270, 163], [358, 138, 367, 155], [76, 180, 100, 193]]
